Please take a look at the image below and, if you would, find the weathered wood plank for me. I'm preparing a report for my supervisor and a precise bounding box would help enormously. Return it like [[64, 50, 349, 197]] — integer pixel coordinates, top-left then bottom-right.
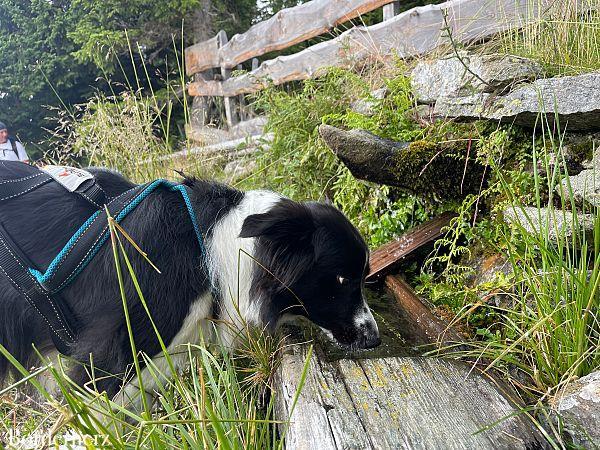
[[275, 343, 546, 449], [385, 275, 465, 345], [189, 0, 538, 96], [185, 34, 220, 77], [367, 212, 456, 282], [185, 0, 396, 75]]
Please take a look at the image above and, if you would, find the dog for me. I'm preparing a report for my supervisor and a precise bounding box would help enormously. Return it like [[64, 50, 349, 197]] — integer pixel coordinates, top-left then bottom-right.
[[0, 167, 380, 399]]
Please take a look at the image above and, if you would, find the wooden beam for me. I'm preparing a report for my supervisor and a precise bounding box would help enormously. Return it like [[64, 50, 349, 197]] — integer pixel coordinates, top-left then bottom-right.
[[189, 0, 538, 96], [367, 212, 456, 282], [185, 34, 220, 77], [385, 275, 465, 345], [275, 344, 545, 449], [185, 0, 395, 75]]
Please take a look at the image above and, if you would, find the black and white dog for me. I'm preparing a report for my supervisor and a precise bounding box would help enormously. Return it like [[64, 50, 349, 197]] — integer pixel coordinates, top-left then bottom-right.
[[0, 167, 380, 398]]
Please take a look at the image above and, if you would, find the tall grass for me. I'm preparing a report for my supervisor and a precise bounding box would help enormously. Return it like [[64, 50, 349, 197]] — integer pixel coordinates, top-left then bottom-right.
[[0, 212, 309, 448], [499, 0, 600, 75], [450, 118, 599, 402]]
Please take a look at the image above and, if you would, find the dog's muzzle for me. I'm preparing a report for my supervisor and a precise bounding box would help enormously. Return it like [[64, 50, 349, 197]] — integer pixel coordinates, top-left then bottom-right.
[[353, 304, 381, 349]]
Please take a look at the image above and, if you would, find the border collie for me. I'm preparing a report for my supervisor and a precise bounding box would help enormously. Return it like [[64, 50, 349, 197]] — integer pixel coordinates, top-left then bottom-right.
[[0, 168, 380, 399]]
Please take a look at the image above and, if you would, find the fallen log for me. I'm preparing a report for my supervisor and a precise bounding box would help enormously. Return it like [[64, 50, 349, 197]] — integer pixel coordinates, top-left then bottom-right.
[[367, 211, 456, 282], [319, 125, 485, 199]]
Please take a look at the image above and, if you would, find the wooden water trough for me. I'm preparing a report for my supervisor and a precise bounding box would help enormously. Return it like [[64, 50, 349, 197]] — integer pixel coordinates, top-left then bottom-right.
[[274, 213, 547, 449]]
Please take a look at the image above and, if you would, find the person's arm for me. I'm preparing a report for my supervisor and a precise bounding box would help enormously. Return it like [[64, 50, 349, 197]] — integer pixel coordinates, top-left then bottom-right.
[[16, 141, 29, 163]]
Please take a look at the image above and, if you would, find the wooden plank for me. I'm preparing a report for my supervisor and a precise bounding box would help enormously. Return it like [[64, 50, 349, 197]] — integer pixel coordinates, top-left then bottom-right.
[[275, 344, 547, 449], [367, 212, 456, 282], [185, 34, 220, 77], [185, 0, 395, 75], [385, 275, 465, 345], [189, 0, 538, 96]]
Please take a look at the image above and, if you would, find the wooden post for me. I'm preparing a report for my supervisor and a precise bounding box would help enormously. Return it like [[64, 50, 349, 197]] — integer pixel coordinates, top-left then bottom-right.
[[236, 64, 247, 123], [217, 30, 239, 129], [382, 0, 401, 20]]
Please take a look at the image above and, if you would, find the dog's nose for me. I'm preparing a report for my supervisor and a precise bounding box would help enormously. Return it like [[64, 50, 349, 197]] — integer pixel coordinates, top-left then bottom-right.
[[363, 332, 381, 349], [355, 306, 381, 349]]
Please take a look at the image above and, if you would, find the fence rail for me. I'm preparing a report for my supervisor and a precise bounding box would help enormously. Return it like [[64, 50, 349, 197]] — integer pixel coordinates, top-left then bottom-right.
[[185, 0, 396, 75], [189, 0, 537, 97]]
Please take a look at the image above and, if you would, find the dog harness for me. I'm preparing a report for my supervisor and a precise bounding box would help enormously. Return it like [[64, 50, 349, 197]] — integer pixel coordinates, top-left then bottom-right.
[[0, 163, 205, 355]]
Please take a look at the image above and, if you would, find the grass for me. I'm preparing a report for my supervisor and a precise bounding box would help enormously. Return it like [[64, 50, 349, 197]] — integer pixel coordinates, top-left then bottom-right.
[[0, 211, 310, 449], [440, 116, 600, 404], [498, 0, 600, 75]]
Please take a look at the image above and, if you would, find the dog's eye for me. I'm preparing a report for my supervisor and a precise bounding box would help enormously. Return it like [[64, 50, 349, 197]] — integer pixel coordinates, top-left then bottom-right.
[[337, 275, 349, 286]]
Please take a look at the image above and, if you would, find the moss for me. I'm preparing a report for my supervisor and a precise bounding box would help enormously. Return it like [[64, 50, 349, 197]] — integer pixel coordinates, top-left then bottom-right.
[[393, 140, 485, 200], [567, 137, 596, 163]]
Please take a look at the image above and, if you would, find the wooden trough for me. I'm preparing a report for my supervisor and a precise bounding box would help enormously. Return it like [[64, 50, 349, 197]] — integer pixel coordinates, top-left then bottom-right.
[[274, 214, 547, 449]]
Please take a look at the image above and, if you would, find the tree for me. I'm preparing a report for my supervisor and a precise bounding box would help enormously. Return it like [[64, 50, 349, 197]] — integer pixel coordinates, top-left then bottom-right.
[[0, 0, 258, 155]]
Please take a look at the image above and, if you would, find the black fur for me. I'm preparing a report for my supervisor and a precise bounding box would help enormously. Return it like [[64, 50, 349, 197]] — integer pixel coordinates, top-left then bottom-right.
[[0, 163, 379, 398], [0, 165, 242, 395], [240, 200, 378, 348]]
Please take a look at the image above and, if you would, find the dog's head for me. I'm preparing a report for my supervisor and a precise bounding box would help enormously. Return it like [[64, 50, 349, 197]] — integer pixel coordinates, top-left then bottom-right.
[[240, 199, 380, 350]]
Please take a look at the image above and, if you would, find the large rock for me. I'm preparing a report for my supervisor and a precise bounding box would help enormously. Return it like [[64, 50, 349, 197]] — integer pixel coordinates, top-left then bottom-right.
[[553, 370, 600, 448], [411, 52, 542, 104], [503, 206, 595, 243], [434, 72, 600, 131]]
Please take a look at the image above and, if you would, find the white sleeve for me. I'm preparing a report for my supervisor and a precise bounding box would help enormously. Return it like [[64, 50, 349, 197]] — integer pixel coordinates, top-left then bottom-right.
[[16, 141, 29, 161]]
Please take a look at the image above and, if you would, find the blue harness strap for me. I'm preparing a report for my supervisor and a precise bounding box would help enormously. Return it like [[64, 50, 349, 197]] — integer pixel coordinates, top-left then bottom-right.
[[29, 179, 206, 293], [0, 163, 206, 354]]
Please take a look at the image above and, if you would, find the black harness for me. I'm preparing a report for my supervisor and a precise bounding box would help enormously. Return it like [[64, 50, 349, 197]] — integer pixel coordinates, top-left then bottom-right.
[[0, 162, 205, 355]]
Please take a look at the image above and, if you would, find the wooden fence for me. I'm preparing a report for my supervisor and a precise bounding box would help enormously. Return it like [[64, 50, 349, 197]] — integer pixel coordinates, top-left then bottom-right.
[[185, 0, 538, 136]]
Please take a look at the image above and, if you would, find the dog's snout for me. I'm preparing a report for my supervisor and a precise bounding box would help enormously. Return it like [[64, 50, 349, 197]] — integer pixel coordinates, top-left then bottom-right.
[[354, 304, 381, 349]]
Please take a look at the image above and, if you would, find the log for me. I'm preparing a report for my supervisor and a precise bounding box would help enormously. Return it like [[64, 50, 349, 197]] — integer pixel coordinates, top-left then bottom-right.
[[367, 212, 456, 282], [185, 0, 396, 75], [318, 125, 485, 199], [189, 0, 538, 96], [384, 275, 465, 346], [275, 344, 546, 449]]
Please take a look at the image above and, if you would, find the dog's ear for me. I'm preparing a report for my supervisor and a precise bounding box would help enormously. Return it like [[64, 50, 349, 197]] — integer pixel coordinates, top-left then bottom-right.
[[239, 199, 315, 242]]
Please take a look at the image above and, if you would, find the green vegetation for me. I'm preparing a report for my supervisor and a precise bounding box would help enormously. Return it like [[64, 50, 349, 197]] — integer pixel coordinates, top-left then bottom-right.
[[498, 0, 600, 75], [2, 1, 600, 447]]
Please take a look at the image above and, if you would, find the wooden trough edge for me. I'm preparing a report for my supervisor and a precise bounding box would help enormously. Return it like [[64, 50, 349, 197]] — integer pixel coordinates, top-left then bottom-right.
[[366, 211, 456, 282], [365, 210, 465, 346]]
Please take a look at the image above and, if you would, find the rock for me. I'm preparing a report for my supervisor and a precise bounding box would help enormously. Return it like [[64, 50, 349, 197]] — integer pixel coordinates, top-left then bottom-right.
[[185, 124, 233, 145], [411, 52, 542, 104], [350, 87, 388, 116], [557, 140, 600, 207], [465, 252, 513, 308], [434, 72, 600, 131], [560, 169, 600, 207], [229, 116, 268, 139], [503, 206, 595, 243], [318, 124, 485, 199], [553, 370, 600, 448]]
